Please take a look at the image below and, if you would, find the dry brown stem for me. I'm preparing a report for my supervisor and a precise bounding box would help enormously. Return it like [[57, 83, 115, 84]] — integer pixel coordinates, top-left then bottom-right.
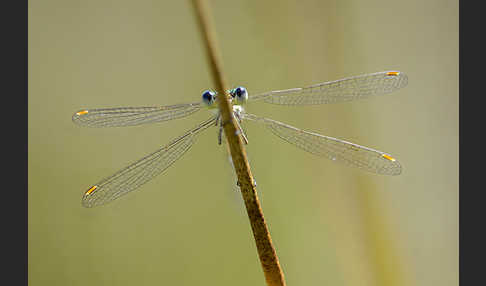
[[190, 1, 286, 285]]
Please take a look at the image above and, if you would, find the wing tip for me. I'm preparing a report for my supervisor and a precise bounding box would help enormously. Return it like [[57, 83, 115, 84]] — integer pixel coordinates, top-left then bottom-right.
[[81, 185, 98, 208], [385, 70, 408, 89], [380, 154, 402, 176], [72, 109, 89, 125]]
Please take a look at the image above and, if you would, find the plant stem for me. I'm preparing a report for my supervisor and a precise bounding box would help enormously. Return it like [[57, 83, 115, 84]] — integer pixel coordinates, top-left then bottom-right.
[[190, 1, 286, 285]]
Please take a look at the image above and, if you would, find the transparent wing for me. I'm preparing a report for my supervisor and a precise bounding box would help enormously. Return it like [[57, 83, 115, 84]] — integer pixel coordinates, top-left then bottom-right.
[[81, 116, 216, 208], [249, 71, 407, 105], [72, 102, 202, 127], [242, 112, 401, 175]]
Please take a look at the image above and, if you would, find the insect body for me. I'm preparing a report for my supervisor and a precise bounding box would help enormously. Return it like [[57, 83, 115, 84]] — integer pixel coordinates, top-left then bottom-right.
[[73, 71, 407, 207]]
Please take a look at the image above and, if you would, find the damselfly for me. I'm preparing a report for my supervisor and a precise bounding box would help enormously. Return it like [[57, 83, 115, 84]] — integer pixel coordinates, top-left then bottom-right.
[[73, 71, 407, 208]]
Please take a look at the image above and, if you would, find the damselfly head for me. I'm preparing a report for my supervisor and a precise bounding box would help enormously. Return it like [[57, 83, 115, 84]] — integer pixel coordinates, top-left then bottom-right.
[[202, 90, 216, 106], [231, 86, 248, 104]]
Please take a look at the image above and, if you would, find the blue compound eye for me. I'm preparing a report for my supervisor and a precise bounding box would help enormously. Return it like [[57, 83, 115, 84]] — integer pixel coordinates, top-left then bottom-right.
[[234, 86, 248, 103], [202, 90, 216, 106]]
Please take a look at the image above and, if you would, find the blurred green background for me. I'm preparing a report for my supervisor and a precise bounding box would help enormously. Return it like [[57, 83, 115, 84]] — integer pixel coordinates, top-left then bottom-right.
[[28, 0, 457, 285]]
